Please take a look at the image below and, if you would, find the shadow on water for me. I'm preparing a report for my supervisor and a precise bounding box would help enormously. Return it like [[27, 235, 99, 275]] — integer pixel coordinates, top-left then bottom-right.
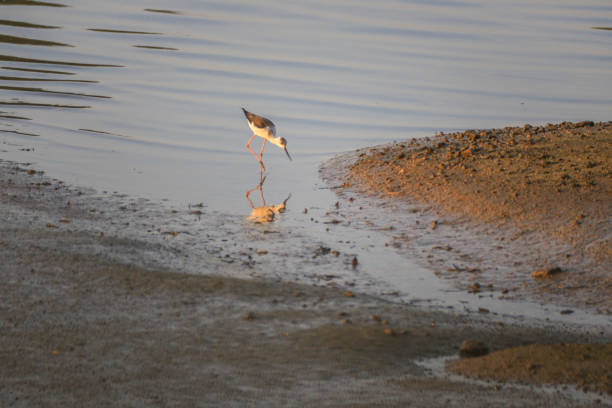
[[2, 66, 76, 75], [0, 33, 71, 47], [0, 19, 60, 29], [87, 28, 162, 35], [0, 1, 166, 137], [246, 175, 291, 224], [0, 76, 98, 83], [133, 45, 178, 51], [144, 9, 181, 15], [0, 55, 122, 67], [0, 1, 67, 7], [0, 85, 110, 99]]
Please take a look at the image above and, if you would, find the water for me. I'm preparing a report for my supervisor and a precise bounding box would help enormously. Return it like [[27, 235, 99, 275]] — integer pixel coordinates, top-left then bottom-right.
[[1, 0, 611, 323]]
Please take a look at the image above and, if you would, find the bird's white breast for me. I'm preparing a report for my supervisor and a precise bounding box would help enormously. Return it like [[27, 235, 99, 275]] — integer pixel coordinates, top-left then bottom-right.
[[248, 121, 275, 139]]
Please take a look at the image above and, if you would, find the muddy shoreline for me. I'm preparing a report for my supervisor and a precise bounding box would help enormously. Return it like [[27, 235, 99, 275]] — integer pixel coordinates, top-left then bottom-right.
[[330, 121, 611, 313], [1, 152, 611, 406]]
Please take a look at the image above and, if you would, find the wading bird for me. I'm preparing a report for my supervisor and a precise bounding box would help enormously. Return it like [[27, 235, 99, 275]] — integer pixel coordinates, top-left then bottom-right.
[[242, 108, 292, 171]]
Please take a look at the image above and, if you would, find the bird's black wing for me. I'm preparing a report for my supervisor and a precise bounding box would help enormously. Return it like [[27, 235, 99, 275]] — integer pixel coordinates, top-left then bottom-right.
[[242, 108, 274, 129]]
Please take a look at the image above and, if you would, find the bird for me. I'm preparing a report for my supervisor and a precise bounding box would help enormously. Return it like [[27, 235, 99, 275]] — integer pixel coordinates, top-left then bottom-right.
[[242, 108, 292, 172]]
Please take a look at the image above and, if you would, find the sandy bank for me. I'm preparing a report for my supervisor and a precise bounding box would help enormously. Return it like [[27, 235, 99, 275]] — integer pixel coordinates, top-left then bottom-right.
[[338, 121, 611, 312]]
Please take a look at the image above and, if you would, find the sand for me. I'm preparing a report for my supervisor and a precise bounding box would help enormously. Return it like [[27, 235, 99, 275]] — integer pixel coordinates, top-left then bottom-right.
[[340, 121, 611, 311]]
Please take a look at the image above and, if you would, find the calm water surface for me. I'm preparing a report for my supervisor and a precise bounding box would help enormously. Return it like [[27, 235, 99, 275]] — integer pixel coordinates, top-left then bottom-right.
[[1, 0, 611, 210], [1, 0, 611, 321]]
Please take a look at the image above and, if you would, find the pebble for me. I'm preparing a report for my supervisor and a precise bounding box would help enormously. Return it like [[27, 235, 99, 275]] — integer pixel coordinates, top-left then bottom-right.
[[459, 340, 489, 358], [531, 266, 562, 279]]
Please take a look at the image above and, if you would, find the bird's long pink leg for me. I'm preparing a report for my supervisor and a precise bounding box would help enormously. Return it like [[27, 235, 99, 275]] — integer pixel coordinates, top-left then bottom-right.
[[259, 139, 267, 171], [246, 134, 266, 171]]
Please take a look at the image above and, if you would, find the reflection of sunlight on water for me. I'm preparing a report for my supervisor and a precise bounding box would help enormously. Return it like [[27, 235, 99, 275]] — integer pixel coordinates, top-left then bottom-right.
[[246, 175, 291, 224]]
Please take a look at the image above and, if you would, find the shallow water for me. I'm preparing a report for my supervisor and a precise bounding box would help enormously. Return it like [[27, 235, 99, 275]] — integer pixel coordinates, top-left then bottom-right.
[[1, 0, 611, 322]]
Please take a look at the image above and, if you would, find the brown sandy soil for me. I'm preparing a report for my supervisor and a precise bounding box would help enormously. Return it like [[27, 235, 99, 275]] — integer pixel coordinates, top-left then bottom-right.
[[1, 160, 611, 406], [342, 121, 611, 311], [447, 343, 612, 395]]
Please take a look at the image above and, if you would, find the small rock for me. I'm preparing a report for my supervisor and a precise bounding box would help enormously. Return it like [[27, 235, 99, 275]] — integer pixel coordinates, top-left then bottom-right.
[[314, 246, 330, 256], [344, 291, 354, 298], [351, 256, 358, 268], [560, 309, 574, 315], [370, 314, 382, 322], [531, 266, 562, 279], [431, 220, 438, 230], [257, 249, 268, 255], [459, 340, 489, 358], [383, 328, 395, 336], [59, 218, 70, 223], [244, 312, 255, 320]]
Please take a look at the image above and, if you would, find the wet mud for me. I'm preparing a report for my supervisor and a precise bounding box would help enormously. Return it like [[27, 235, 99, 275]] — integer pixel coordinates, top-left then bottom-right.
[[1, 158, 611, 406]]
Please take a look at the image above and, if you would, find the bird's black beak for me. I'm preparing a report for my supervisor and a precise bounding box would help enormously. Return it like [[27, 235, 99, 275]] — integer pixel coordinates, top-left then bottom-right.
[[284, 147, 292, 161]]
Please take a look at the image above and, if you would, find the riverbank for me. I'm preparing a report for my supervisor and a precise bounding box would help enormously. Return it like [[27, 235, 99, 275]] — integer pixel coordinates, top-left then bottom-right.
[[335, 121, 611, 312], [1, 156, 611, 406]]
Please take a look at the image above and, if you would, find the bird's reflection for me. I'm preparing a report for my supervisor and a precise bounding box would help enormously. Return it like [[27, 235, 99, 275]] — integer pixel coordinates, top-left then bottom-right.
[[246, 175, 290, 223]]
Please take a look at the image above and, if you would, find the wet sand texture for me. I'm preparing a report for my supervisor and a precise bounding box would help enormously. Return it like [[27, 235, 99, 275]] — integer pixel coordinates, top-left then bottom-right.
[[344, 121, 611, 309], [2, 160, 611, 405], [447, 343, 612, 395]]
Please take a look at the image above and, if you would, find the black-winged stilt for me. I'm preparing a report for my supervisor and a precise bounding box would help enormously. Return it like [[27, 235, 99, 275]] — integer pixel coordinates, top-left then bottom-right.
[[242, 108, 292, 171]]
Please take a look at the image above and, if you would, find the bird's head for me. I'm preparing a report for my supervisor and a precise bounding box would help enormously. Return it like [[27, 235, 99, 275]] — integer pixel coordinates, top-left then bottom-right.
[[275, 137, 292, 161]]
